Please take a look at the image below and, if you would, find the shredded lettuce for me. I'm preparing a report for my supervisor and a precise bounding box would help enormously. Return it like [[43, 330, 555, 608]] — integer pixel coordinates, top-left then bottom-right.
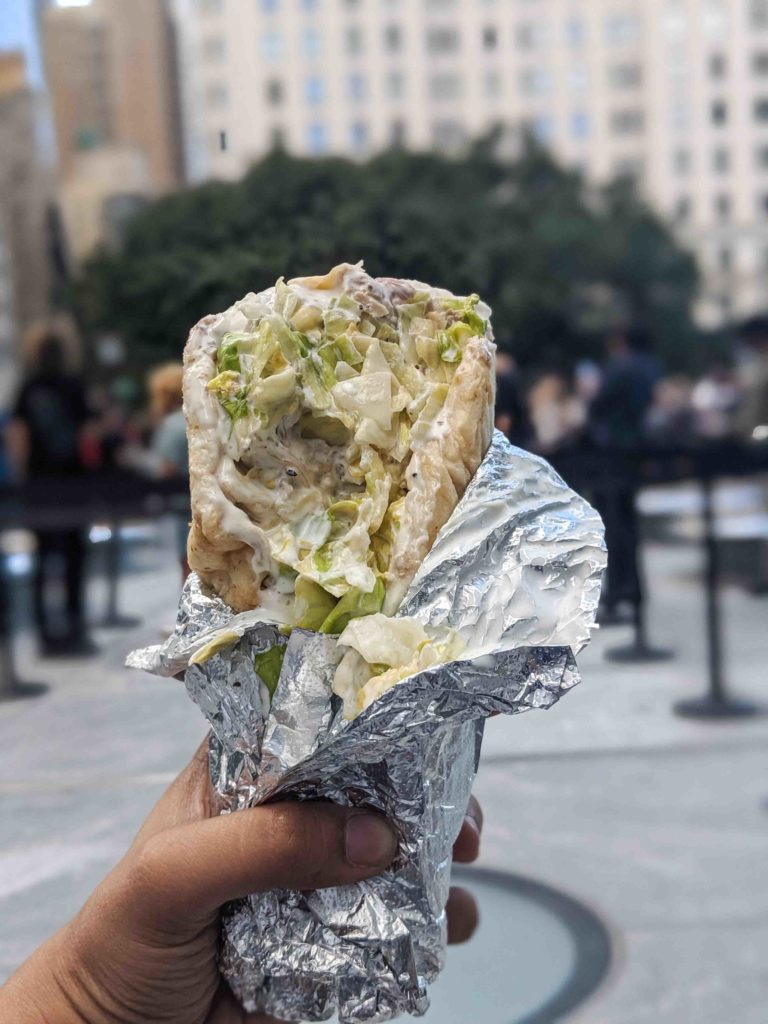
[[253, 645, 286, 697], [320, 579, 385, 635]]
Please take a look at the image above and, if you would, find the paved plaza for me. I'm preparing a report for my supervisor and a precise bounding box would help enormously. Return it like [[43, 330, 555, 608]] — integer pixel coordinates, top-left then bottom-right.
[[0, 519, 767, 1022]]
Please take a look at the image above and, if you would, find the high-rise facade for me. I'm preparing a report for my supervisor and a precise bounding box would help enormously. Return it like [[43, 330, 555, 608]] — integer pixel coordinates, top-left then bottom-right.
[[41, 0, 182, 262], [0, 52, 51, 404], [171, 0, 768, 327]]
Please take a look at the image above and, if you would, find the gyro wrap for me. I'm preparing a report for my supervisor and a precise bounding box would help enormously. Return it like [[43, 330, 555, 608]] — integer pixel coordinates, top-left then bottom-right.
[[129, 432, 606, 1023]]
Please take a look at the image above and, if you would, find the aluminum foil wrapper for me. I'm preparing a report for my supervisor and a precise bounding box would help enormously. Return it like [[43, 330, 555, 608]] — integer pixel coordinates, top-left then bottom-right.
[[129, 432, 605, 1023]]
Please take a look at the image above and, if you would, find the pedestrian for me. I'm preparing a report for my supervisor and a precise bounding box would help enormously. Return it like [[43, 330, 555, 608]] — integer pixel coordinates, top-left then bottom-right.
[[587, 324, 662, 623], [6, 321, 96, 656], [0, 740, 482, 1024], [148, 363, 190, 581], [735, 316, 768, 441]]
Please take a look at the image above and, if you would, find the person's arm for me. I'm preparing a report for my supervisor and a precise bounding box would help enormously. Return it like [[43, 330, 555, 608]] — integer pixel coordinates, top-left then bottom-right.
[[5, 418, 30, 483], [0, 741, 481, 1024]]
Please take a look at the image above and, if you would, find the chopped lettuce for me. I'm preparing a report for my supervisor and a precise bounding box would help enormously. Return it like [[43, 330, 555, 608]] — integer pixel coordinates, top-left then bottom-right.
[[320, 578, 385, 635], [253, 644, 286, 697], [294, 576, 338, 630]]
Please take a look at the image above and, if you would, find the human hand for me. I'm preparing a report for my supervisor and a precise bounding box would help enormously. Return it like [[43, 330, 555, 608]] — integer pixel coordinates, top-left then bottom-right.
[[1, 740, 482, 1024]]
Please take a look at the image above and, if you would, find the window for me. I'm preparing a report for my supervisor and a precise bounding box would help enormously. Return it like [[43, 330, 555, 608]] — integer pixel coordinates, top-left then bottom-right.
[[301, 27, 322, 57], [386, 70, 404, 99], [350, 120, 369, 151], [670, 101, 691, 130], [614, 156, 644, 178], [673, 148, 691, 174], [566, 17, 585, 47], [301, 0, 319, 9], [754, 53, 768, 75], [306, 122, 328, 154], [384, 24, 401, 51], [271, 126, 285, 149], [756, 144, 768, 169], [206, 82, 229, 108], [709, 53, 726, 78], [198, 0, 223, 12], [483, 25, 498, 50], [715, 194, 731, 220], [485, 70, 502, 99], [610, 109, 644, 135], [390, 119, 406, 147], [713, 147, 730, 173], [304, 75, 324, 104], [347, 71, 367, 100], [755, 98, 768, 122], [432, 120, 466, 153], [718, 246, 732, 272], [571, 111, 590, 140], [345, 25, 364, 54], [430, 73, 462, 101], [761, 193, 768, 216], [568, 64, 588, 92], [752, 0, 768, 28], [261, 0, 279, 10], [202, 36, 226, 61], [520, 68, 552, 95], [675, 196, 691, 222], [605, 12, 641, 45], [218, 129, 228, 151], [517, 21, 549, 50], [261, 30, 283, 59], [266, 78, 284, 105], [427, 26, 460, 54], [533, 116, 554, 143], [608, 63, 643, 89], [711, 100, 727, 125]]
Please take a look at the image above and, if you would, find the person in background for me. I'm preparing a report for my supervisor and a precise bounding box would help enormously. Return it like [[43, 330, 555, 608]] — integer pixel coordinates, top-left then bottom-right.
[[646, 375, 696, 444], [148, 364, 190, 581], [7, 321, 96, 656], [587, 324, 662, 623], [527, 371, 585, 454], [691, 358, 742, 439], [495, 351, 532, 449], [735, 316, 768, 442]]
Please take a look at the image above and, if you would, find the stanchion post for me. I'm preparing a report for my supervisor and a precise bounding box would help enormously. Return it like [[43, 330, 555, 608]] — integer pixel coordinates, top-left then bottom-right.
[[0, 545, 47, 701], [98, 518, 140, 629], [674, 472, 760, 719]]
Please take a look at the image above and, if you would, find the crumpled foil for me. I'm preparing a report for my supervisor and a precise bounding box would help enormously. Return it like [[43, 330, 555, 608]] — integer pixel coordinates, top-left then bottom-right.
[[128, 432, 606, 1023]]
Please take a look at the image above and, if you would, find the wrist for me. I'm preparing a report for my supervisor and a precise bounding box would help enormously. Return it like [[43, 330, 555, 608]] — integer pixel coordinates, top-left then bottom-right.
[[1, 929, 90, 1024]]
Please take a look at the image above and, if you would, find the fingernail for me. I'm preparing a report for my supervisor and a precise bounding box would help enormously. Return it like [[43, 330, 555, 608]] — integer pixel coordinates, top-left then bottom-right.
[[345, 813, 398, 868]]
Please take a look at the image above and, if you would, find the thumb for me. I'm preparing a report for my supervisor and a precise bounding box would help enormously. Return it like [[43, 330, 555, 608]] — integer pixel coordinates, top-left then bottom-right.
[[129, 801, 399, 919]]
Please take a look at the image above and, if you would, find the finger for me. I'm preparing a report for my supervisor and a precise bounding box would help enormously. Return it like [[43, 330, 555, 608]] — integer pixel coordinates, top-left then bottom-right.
[[452, 795, 483, 864], [130, 801, 399, 918], [446, 886, 479, 944]]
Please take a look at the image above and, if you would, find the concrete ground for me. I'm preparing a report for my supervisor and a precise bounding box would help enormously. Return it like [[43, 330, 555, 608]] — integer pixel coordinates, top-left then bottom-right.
[[0, 518, 767, 1022]]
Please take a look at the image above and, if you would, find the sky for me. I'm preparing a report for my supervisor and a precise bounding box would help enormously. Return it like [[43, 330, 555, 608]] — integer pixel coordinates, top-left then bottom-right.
[[0, 0, 43, 86]]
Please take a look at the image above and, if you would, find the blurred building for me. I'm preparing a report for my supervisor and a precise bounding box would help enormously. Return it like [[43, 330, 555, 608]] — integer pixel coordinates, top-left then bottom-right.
[[0, 51, 51, 406], [169, 0, 768, 328], [40, 0, 182, 264]]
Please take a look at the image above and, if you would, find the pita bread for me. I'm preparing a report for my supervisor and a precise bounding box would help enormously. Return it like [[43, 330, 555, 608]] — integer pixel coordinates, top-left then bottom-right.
[[184, 263, 495, 626]]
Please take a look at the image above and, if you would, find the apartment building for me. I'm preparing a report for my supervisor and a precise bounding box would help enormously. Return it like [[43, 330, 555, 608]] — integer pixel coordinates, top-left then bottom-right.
[[40, 0, 182, 262], [170, 1, 768, 325], [0, 52, 51, 403]]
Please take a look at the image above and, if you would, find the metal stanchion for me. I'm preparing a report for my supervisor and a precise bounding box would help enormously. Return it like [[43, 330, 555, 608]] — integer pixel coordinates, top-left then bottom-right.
[[675, 475, 761, 719], [605, 596, 674, 663], [98, 518, 141, 629], [0, 552, 47, 701]]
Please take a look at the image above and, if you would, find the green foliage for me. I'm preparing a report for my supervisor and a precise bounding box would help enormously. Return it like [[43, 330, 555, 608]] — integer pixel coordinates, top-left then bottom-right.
[[77, 139, 700, 372]]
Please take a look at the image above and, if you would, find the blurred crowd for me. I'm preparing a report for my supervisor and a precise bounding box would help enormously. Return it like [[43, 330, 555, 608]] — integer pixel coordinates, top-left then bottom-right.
[[495, 316, 768, 458], [1, 312, 767, 655]]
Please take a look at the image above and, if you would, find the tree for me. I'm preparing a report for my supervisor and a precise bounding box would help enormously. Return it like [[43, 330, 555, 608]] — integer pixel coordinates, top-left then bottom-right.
[[77, 139, 699, 373]]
